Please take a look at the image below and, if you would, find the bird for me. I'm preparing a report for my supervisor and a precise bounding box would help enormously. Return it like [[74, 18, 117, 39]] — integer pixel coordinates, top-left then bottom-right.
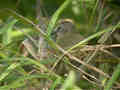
[[51, 19, 84, 49]]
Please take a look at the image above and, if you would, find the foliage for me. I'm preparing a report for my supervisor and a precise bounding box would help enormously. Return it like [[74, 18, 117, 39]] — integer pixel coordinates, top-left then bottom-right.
[[0, 0, 120, 90]]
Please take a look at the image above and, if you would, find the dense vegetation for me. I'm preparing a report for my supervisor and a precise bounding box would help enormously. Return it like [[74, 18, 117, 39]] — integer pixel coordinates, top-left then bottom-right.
[[0, 0, 120, 90]]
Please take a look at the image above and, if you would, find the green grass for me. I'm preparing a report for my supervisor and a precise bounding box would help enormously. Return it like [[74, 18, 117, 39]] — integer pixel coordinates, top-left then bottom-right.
[[0, 0, 120, 90]]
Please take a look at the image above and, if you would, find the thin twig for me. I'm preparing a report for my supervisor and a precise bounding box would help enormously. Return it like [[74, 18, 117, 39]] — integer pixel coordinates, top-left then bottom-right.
[[56, 45, 110, 78], [82, 75, 103, 87], [67, 60, 101, 84]]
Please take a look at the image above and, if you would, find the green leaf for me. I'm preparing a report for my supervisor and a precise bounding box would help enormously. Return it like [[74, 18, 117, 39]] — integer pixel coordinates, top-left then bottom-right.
[[104, 64, 120, 90], [1, 17, 18, 45], [47, 0, 72, 37], [0, 74, 53, 89], [0, 63, 20, 82], [61, 71, 76, 90]]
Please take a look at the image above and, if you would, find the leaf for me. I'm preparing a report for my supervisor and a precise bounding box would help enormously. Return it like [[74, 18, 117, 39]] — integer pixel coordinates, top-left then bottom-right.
[[60, 71, 82, 90], [1, 17, 18, 45], [0, 63, 20, 82], [61, 71, 75, 89], [104, 64, 120, 90], [47, 0, 72, 37]]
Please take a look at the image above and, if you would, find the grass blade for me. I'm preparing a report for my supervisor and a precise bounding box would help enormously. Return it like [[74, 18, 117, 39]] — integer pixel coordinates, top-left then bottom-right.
[[47, 0, 72, 37], [1, 17, 17, 45], [104, 64, 120, 90]]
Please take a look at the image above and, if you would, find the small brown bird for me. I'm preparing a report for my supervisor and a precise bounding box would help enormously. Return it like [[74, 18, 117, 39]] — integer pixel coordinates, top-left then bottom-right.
[[52, 19, 84, 49]]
